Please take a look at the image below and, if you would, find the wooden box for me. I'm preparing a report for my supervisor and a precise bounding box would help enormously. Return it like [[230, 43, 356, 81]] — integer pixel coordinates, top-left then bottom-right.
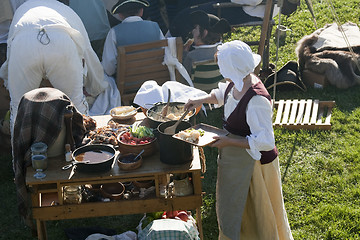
[[302, 69, 329, 89]]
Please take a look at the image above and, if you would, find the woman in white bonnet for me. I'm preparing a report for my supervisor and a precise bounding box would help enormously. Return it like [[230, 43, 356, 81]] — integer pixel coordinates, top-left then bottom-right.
[[185, 40, 293, 240]]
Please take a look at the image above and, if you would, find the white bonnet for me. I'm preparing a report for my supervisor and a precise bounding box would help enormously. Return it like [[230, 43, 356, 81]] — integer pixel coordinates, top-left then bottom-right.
[[217, 40, 261, 91]]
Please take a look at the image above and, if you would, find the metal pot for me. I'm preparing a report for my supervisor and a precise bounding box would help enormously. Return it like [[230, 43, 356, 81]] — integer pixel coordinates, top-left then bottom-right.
[[146, 102, 196, 129], [64, 144, 116, 173], [157, 121, 193, 165]]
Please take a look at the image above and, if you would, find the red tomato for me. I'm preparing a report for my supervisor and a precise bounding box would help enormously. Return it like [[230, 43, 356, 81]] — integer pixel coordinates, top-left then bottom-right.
[[123, 134, 129, 140]]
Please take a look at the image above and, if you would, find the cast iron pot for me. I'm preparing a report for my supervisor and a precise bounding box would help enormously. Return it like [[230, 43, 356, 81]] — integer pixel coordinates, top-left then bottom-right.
[[146, 102, 196, 129], [157, 121, 193, 165], [63, 144, 116, 173]]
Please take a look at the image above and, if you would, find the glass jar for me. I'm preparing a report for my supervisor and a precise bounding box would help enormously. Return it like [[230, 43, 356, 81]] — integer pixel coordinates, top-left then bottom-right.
[[63, 185, 82, 204], [31, 142, 48, 178], [31, 142, 48, 157]]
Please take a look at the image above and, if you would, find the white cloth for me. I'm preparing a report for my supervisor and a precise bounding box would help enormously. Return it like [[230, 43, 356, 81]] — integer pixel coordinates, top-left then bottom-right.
[[211, 81, 275, 160], [101, 16, 165, 76], [133, 80, 207, 109], [163, 37, 194, 87], [312, 22, 360, 51], [0, 0, 108, 135], [85, 231, 137, 240], [217, 40, 261, 92], [89, 73, 121, 116], [231, 0, 280, 19]]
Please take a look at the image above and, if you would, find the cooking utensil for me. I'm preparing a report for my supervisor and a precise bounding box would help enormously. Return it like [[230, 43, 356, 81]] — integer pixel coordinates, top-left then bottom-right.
[[122, 107, 140, 116], [62, 161, 90, 170], [164, 109, 191, 134], [161, 89, 171, 118], [157, 121, 193, 165], [63, 144, 116, 173], [100, 182, 125, 200], [133, 149, 145, 161]]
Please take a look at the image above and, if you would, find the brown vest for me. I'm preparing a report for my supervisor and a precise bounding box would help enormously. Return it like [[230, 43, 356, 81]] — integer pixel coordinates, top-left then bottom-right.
[[223, 81, 278, 164]]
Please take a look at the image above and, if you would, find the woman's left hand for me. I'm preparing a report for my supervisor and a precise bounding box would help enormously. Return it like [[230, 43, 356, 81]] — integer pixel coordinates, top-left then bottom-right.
[[210, 135, 232, 148]]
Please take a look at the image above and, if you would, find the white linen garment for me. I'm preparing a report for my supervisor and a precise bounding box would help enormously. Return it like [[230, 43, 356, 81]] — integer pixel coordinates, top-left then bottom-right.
[[0, 0, 108, 135]]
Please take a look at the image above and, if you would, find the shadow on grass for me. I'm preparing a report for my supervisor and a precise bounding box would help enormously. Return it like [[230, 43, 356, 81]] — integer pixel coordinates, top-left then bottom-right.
[[281, 132, 301, 183]]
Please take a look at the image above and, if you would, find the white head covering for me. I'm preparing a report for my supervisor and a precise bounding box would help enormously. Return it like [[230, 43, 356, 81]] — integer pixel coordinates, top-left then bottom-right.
[[217, 40, 261, 91]]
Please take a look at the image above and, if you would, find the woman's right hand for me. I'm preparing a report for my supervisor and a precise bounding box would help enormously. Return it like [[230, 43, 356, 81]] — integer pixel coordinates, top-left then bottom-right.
[[184, 99, 202, 112]]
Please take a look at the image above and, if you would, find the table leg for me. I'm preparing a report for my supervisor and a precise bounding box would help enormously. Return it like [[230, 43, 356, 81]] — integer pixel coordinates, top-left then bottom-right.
[[196, 207, 204, 240], [36, 219, 47, 240]]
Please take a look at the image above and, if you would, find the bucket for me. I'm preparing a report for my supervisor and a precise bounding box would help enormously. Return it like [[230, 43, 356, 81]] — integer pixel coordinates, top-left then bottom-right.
[[275, 25, 291, 46], [157, 121, 193, 165]]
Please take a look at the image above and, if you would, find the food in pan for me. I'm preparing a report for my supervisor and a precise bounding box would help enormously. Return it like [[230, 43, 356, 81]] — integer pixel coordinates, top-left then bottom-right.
[[87, 123, 130, 145], [74, 150, 114, 163], [148, 104, 193, 122], [165, 112, 193, 121], [176, 128, 205, 143], [83, 115, 96, 131]]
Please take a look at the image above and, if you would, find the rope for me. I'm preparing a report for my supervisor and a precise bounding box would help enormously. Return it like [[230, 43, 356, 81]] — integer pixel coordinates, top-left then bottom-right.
[[271, 2, 283, 111], [199, 147, 206, 174], [325, 0, 360, 73]]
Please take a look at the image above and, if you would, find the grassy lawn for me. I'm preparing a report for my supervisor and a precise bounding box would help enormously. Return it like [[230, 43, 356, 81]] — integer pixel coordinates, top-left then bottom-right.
[[1, 0, 360, 239]]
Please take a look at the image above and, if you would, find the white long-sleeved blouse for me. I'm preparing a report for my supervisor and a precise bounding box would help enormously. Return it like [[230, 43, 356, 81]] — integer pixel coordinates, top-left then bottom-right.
[[211, 81, 275, 160]]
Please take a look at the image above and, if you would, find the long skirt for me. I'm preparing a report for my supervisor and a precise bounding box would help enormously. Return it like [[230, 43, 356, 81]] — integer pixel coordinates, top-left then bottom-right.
[[216, 139, 293, 239]]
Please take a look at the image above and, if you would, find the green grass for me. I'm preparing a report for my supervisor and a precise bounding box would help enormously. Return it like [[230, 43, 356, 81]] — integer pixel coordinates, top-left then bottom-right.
[[1, 0, 360, 239]]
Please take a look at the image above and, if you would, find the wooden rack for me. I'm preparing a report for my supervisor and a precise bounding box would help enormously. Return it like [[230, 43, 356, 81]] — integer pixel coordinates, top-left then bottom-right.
[[273, 99, 335, 130]]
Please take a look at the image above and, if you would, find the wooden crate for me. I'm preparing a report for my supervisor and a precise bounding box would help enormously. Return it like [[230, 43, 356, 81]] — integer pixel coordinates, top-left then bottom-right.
[[273, 99, 335, 130]]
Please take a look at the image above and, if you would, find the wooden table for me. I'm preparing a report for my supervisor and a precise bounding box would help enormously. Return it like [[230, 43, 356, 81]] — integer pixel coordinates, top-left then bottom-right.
[[26, 114, 203, 240]]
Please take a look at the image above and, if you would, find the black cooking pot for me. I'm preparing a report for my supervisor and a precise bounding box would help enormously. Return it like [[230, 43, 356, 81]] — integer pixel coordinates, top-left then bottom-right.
[[146, 102, 196, 129], [64, 144, 116, 173], [157, 121, 193, 165]]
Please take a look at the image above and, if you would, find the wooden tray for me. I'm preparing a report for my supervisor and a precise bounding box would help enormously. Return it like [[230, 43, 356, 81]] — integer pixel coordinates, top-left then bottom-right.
[[173, 123, 228, 147]]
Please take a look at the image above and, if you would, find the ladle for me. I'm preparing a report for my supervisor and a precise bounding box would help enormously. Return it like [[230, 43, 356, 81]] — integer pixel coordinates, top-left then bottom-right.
[[164, 109, 191, 135], [161, 89, 171, 118]]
